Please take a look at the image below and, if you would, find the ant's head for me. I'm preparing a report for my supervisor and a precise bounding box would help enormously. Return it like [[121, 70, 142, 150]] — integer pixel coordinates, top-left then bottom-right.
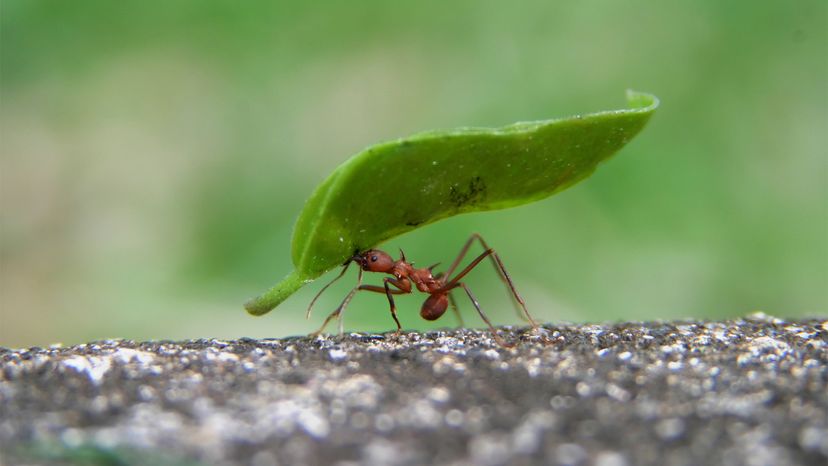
[[352, 249, 395, 273]]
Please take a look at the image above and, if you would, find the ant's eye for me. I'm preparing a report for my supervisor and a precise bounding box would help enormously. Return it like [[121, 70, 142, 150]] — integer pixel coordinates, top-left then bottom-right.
[[371, 255, 378, 262]]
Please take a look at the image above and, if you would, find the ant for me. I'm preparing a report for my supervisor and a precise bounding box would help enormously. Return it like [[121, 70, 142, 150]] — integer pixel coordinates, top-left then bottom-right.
[[307, 233, 542, 347]]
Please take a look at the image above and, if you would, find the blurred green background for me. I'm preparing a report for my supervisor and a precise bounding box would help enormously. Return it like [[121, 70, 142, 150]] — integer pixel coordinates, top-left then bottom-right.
[[1, 1, 826, 348]]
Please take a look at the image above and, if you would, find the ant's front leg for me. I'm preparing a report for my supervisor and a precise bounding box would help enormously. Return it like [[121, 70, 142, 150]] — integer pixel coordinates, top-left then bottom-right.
[[306, 261, 352, 319], [312, 269, 364, 337]]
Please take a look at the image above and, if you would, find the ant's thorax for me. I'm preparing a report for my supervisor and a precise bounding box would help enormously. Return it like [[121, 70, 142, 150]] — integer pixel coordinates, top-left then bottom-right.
[[390, 260, 442, 293], [390, 261, 414, 280]]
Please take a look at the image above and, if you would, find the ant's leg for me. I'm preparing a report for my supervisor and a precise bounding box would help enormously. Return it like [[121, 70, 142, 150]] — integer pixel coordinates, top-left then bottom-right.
[[357, 285, 407, 295], [435, 271, 463, 326], [485, 249, 537, 327], [444, 234, 539, 329], [357, 281, 409, 333], [307, 261, 352, 319], [448, 292, 464, 327], [443, 234, 481, 279], [314, 274, 411, 336], [455, 282, 513, 348], [312, 268, 363, 336], [442, 234, 523, 322], [383, 278, 404, 333]]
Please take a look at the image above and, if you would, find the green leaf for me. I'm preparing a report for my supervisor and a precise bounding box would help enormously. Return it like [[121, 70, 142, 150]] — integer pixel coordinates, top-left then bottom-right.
[[245, 90, 659, 315]]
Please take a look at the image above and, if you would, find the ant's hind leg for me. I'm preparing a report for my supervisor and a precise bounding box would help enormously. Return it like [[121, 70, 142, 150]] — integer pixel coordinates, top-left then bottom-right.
[[445, 234, 539, 329], [435, 272, 464, 327], [448, 292, 464, 327], [457, 282, 514, 348]]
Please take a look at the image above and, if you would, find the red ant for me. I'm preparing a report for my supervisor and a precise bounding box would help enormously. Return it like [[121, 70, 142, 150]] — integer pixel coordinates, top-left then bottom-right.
[[307, 234, 542, 347]]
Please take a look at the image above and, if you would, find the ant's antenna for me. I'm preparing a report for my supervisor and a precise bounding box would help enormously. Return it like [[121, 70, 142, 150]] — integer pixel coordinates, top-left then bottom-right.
[[306, 260, 353, 319]]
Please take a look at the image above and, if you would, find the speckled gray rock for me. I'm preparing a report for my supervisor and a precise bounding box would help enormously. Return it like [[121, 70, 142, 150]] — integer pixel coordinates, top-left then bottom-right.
[[1, 314, 826, 466]]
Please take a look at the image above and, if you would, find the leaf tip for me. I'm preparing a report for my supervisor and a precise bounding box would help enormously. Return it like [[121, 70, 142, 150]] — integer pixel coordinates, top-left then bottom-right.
[[624, 89, 660, 111]]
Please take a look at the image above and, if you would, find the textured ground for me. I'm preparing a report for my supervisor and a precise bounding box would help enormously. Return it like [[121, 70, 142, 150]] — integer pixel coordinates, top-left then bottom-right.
[[1, 313, 826, 466]]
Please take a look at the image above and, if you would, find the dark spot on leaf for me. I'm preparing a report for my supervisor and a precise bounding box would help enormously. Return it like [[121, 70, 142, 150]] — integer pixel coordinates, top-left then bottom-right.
[[449, 176, 487, 207], [406, 220, 423, 227]]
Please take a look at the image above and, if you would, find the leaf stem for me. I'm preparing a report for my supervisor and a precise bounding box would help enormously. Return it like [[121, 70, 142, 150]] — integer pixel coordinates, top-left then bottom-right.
[[244, 269, 308, 316]]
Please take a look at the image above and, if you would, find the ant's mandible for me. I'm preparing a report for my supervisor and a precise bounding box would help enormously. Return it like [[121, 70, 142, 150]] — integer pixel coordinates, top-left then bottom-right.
[[307, 233, 541, 347]]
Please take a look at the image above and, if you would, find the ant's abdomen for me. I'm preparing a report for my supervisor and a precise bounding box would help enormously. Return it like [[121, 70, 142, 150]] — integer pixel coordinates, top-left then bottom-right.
[[420, 294, 448, 321]]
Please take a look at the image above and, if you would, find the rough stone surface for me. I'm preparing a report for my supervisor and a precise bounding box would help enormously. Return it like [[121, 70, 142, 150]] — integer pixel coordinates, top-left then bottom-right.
[[1, 314, 826, 466]]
